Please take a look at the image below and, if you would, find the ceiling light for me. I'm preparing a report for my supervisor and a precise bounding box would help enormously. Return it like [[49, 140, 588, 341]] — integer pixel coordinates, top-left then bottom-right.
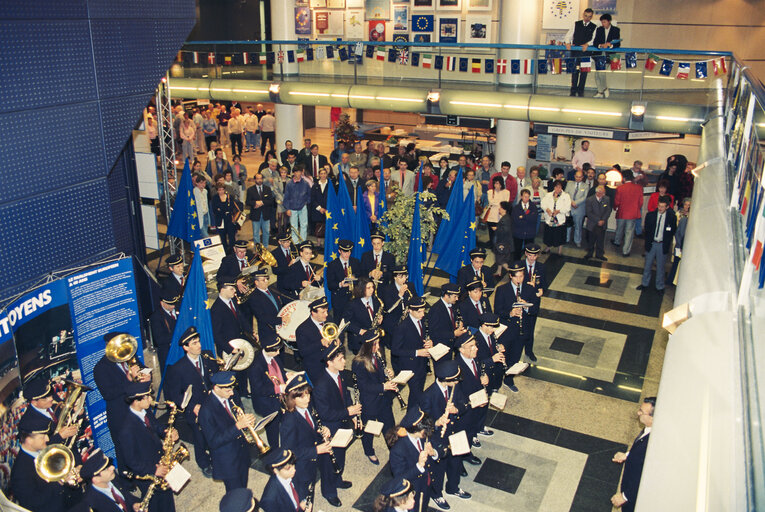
[[268, 83, 281, 94]]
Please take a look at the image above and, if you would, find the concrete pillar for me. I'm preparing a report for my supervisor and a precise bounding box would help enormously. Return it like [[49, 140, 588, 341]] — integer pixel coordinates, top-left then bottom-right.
[[495, 119, 529, 174], [270, 0, 299, 76], [275, 104, 304, 154], [498, 0, 541, 87]]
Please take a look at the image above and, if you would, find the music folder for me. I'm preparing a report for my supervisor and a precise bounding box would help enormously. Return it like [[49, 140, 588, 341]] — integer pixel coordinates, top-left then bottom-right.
[[364, 420, 384, 436], [448, 431, 471, 456], [489, 392, 507, 410], [331, 428, 354, 448], [391, 370, 414, 385], [254, 411, 279, 432], [165, 463, 191, 492], [506, 362, 529, 375], [428, 343, 450, 361], [469, 389, 488, 408]]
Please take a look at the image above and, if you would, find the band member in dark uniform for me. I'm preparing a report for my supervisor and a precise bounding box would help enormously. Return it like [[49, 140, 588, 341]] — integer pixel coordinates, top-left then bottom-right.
[[248, 330, 287, 449], [344, 277, 383, 354], [165, 326, 217, 477], [219, 488, 258, 512], [312, 343, 357, 497], [361, 233, 395, 285], [116, 381, 176, 512], [217, 240, 253, 283], [10, 414, 67, 512], [271, 232, 296, 296], [456, 279, 492, 333], [325, 239, 361, 322], [279, 373, 335, 506], [475, 313, 507, 393], [295, 297, 331, 383], [373, 478, 416, 512], [379, 266, 416, 351], [352, 330, 397, 465], [260, 449, 309, 512], [284, 241, 324, 300], [385, 408, 438, 512], [456, 248, 495, 293], [391, 296, 431, 408], [160, 254, 186, 300], [211, 278, 257, 356], [93, 332, 151, 437], [19, 379, 78, 446], [80, 448, 139, 512], [197, 371, 254, 492], [241, 268, 283, 340], [211, 183, 243, 254], [149, 288, 179, 374], [426, 284, 467, 350], [454, 333, 492, 447], [494, 262, 538, 392], [522, 243, 547, 362], [419, 361, 474, 507]]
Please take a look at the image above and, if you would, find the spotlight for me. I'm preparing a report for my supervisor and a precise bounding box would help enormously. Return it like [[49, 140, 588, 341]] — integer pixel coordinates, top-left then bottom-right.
[[269, 83, 281, 94], [427, 91, 441, 103], [629, 101, 646, 130], [605, 169, 623, 188]]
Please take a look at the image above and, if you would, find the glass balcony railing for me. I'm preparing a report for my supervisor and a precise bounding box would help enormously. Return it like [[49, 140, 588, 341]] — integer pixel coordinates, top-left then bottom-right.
[[171, 40, 731, 109]]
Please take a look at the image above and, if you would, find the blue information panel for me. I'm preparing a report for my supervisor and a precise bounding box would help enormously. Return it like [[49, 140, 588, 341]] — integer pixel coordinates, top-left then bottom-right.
[[67, 258, 143, 461]]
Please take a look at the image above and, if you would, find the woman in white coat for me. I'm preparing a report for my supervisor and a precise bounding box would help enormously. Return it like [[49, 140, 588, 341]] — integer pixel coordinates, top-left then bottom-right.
[[540, 179, 572, 254]]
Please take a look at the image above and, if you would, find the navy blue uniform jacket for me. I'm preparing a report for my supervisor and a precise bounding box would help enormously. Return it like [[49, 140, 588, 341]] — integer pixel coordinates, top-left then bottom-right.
[[312, 370, 353, 433], [344, 296, 382, 351], [260, 474, 304, 512], [243, 287, 282, 338], [197, 392, 250, 481], [160, 274, 185, 302], [270, 245, 295, 294], [82, 480, 139, 512], [325, 257, 361, 317], [457, 296, 492, 331], [92, 356, 131, 436], [248, 351, 285, 417], [165, 351, 217, 423], [420, 382, 468, 441], [360, 251, 396, 285], [283, 260, 323, 299], [210, 296, 252, 356], [456, 264, 495, 292], [379, 283, 417, 334], [391, 315, 426, 374], [295, 317, 325, 383], [10, 450, 66, 512], [426, 300, 457, 348], [622, 431, 650, 505], [352, 358, 393, 423], [216, 252, 253, 283]]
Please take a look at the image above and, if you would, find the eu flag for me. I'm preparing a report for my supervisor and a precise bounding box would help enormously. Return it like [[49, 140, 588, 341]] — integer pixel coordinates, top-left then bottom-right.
[[159, 246, 216, 393], [353, 183, 372, 261], [434, 55, 444, 70], [167, 159, 202, 243], [378, 168, 389, 240], [434, 185, 475, 279], [431, 167, 464, 255], [459, 58, 468, 72], [659, 59, 674, 76], [411, 14, 434, 32], [407, 164, 425, 296], [323, 183, 342, 308], [511, 59, 520, 74]]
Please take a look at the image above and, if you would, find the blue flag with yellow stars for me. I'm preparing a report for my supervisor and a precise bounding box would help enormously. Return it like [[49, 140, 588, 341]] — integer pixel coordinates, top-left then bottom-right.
[[695, 61, 708, 78], [323, 183, 344, 309], [659, 59, 674, 76], [459, 57, 469, 72], [407, 163, 425, 296], [377, 167, 389, 240], [434, 55, 444, 70], [167, 159, 202, 242], [537, 59, 548, 74], [484, 59, 494, 74], [435, 183, 475, 279], [431, 167, 464, 255], [411, 14, 434, 32]]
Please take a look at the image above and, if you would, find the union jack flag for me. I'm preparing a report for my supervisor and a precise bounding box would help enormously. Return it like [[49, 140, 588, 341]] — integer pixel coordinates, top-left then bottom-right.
[[398, 49, 409, 65], [277, 50, 285, 63]]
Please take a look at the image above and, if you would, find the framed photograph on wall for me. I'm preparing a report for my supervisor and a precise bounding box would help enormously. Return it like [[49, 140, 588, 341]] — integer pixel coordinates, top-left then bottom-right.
[[438, 16, 458, 43], [438, 0, 461, 11], [393, 6, 409, 31], [346, 9, 365, 39], [369, 20, 386, 41], [365, 0, 390, 19], [327, 0, 345, 7], [393, 33, 409, 44], [346, 0, 363, 6], [413, 33, 432, 43], [468, 0, 492, 10], [295, 6, 312, 35], [392, 0, 410, 4], [309, 0, 327, 7], [315, 10, 344, 36], [465, 15, 491, 43], [412, 0, 434, 9]]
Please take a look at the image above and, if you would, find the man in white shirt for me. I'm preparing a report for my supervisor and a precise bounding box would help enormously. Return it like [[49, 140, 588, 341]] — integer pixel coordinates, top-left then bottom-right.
[[571, 140, 595, 172], [259, 110, 276, 156]]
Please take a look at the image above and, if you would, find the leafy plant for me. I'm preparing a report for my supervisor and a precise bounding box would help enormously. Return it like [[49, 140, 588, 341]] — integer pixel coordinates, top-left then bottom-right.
[[334, 113, 358, 146], [378, 190, 448, 263]]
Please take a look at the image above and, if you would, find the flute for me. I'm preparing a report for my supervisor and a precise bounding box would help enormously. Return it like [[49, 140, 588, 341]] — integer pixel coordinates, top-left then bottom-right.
[[440, 388, 454, 438]]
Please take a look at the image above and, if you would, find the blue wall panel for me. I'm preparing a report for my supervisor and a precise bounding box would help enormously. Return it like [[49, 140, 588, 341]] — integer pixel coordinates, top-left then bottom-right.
[[0, 0, 88, 19], [87, 0, 195, 20]]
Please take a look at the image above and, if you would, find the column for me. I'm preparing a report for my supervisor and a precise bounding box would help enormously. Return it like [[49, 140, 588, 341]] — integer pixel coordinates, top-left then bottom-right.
[[498, 0, 541, 87], [494, 120, 529, 175], [275, 104, 304, 153], [270, 0, 303, 148]]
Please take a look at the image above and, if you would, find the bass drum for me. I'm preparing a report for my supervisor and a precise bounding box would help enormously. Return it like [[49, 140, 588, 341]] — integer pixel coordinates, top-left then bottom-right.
[[277, 288, 325, 348]]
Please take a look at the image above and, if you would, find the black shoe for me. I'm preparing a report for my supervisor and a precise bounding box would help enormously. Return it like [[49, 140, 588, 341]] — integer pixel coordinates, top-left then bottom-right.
[[460, 468, 468, 477], [584, 252, 593, 259], [508, 384, 519, 393], [465, 455, 481, 466], [611, 241, 621, 247], [446, 488, 472, 500], [432, 497, 451, 510], [478, 429, 494, 437], [367, 455, 380, 465], [337, 480, 352, 489], [636, 284, 646, 290], [596, 255, 607, 261], [527, 352, 537, 362], [201, 466, 213, 478], [471, 437, 481, 448], [656, 287, 665, 293], [325, 496, 342, 507]]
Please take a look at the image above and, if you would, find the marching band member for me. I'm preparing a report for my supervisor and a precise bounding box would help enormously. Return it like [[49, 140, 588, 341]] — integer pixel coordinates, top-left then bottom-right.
[[353, 330, 397, 465], [19, 379, 78, 447], [211, 277, 256, 396], [270, 232, 296, 296], [149, 288, 179, 374], [379, 265, 416, 351], [248, 330, 287, 449], [116, 381, 176, 512], [295, 297, 331, 383], [242, 268, 283, 340], [279, 373, 335, 506], [475, 313, 506, 393], [494, 262, 538, 392], [80, 448, 139, 512], [344, 277, 383, 354], [160, 254, 186, 299], [374, 478, 415, 512], [385, 408, 438, 512], [361, 233, 395, 285], [284, 241, 324, 300], [165, 326, 217, 478], [454, 333, 492, 448], [419, 361, 474, 508], [426, 284, 466, 350], [391, 296, 431, 408], [10, 414, 67, 512], [219, 488, 258, 512], [197, 371, 254, 492], [260, 449, 311, 512], [456, 248, 495, 292], [325, 239, 361, 322], [312, 343, 358, 496], [216, 240, 253, 283], [456, 279, 492, 333], [522, 243, 547, 362], [93, 332, 151, 437]]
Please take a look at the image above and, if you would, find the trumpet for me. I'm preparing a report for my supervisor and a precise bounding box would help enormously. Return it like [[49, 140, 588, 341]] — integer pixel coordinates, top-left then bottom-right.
[[35, 443, 81, 486], [231, 403, 270, 454], [53, 379, 92, 448], [311, 406, 341, 474]]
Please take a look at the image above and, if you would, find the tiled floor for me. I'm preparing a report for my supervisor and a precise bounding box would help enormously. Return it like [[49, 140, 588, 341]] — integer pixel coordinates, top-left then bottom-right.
[[149, 127, 672, 511]]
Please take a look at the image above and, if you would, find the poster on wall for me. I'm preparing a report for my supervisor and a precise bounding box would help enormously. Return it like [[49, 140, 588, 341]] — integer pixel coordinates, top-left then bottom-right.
[[438, 0, 461, 10], [295, 6, 312, 35], [592, 0, 617, 13], [468, 0, 492, 10], [393, 33, 409, 45], [412, 14, 434, 32], [346, 9, 365, 39], [369, 20, 386, 41], [393, 6, 409, 31], [310, 0, 327, 7], [413, 0, 434, 8], [465, 15, 491, 43], [542, 0, 580, 30], [365, 0, 390, 19], [439, 17, 459, 43], [413, 33, 432, 43], [327, 0, 346, 7], [316, 10, 344, 36], [346, 0, 363, 7]]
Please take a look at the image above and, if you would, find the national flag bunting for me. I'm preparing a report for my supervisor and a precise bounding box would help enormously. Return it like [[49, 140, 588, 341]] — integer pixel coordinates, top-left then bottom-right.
[[659, 59, 674, 76], [753, 239, 764, 271], [498, 59, 508, 74], [537, 59, 547, 74], [434, 55, 444, 70], [564, 58, 575, 73], [388, 48, 397, 63], [510, 59, 520, 74], [259, 52, 267, 64], [190, 51, 200, 64], [355, 42, 364, 56], [376, 48, 386, 61], [579, 57, 591, 72], [411, 52, 420, 67], [695, 61, 708, 79], [471, 58, 482, 73], [277, 50, 284, 63], [446, 56, 457, 71], [399, 50, 409, 65], [524, 59, 534, 74], [625, 52, 637, 69], [207, 52, 216, 65], [241, 52, 250, 65], [459, 58, 468, 72], [484, 58, 494, 74], [306, 48, 314, 61], [366, 45, 375, 58], [609, 55, 621, 70], [713, 57, 727, 75], [288, 50, 295, 63], [422, 54, 432, 68], [338, 47, 349, 61], [645, 53, 659, 71], [594, 56, 608, 70], [551, 58, 562, 74], [676, 62, 690, 79], [296, 49, 305, 62], [326, 46, 334, 59]]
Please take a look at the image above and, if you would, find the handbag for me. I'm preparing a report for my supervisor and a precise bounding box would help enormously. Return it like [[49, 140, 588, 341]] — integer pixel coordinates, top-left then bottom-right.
[[565, 214, 574, 227]]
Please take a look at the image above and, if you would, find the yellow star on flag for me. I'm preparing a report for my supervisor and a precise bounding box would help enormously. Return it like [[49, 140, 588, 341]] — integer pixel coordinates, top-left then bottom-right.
[[330, 252, 337, 260], [192, 212, 197, 218], [335, 238, 339, 245], [379, 200, 385, 209], [332, 223, 338, 231], [325, 211, 332, 219], [469, 221, 476, 231], [190, 199, 195, 206], [188, 191, 191, 197], [341, 208, 345, 216], [190, 224, 196, 230], [358, 238, 365, 247]]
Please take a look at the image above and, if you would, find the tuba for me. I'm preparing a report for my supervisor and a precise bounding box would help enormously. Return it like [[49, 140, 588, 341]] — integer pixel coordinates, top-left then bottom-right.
[[35, 444, 79, 486], [252, 243, 277, 267], [53, 380, 92, 448], [105, 334, 140, 367], [231, 404, 270, 454]]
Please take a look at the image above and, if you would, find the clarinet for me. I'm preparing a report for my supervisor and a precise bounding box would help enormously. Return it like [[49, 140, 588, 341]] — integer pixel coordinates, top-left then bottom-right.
[[350, 373, 364, 439], [310, 406, 342, 474], [378, 352, 407, 409], [305, 480, 315, 509]]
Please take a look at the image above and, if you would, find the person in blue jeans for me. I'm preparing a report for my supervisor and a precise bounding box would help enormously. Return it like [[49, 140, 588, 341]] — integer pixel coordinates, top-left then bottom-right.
[[283, 167, 311, 243], [637, 196, 676, 292]]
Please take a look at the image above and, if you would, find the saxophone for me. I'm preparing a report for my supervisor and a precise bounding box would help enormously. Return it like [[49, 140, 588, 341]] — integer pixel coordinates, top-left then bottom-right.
[[231, 403, 270, 454]]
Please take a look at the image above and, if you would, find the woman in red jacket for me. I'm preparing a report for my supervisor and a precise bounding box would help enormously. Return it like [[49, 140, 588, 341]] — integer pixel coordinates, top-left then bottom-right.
[[647, 180, 675, 212]]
